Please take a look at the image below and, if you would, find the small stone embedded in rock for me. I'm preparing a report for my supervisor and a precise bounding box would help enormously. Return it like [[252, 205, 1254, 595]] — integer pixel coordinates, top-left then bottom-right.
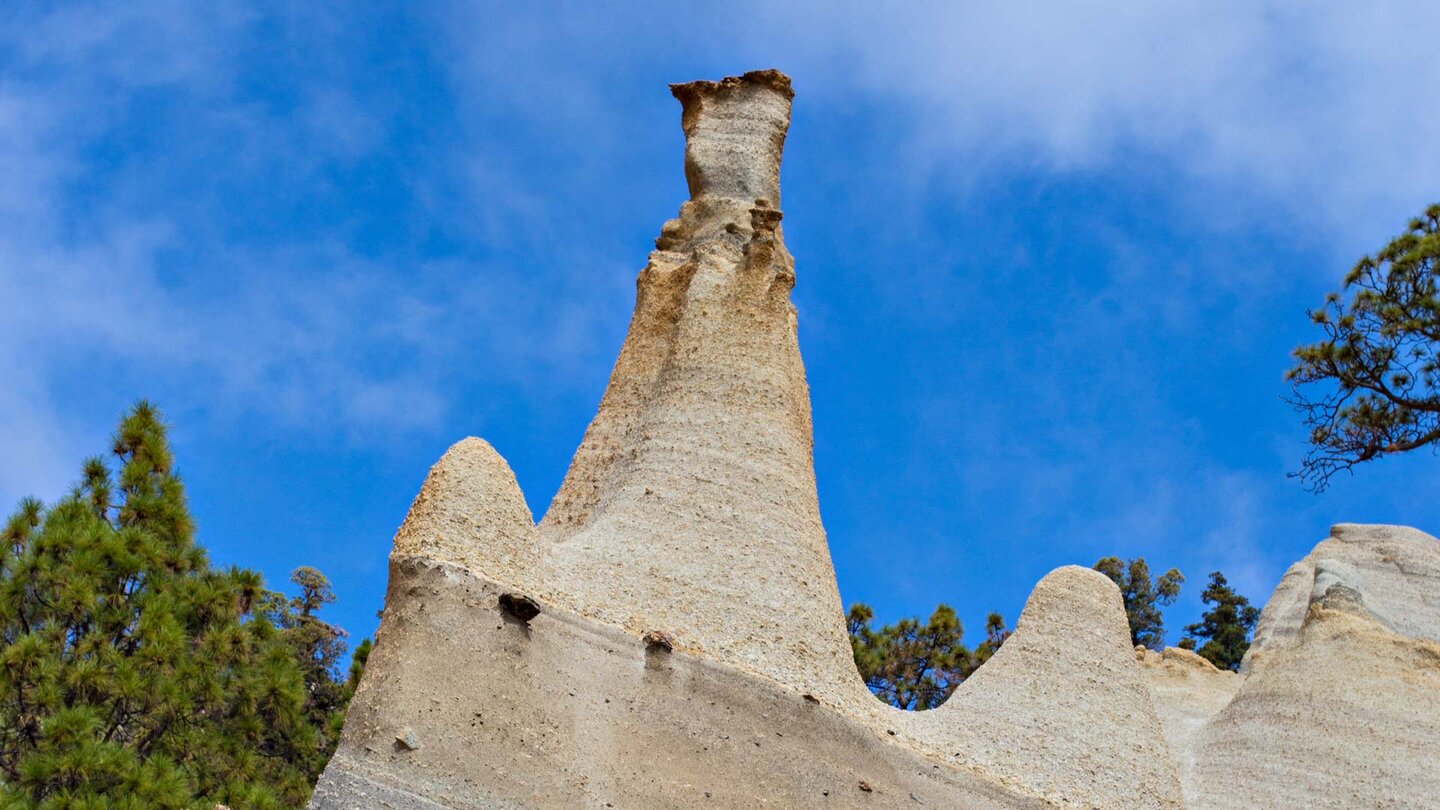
[[396, 727, 421, 751], [498, 592, 540, 622]]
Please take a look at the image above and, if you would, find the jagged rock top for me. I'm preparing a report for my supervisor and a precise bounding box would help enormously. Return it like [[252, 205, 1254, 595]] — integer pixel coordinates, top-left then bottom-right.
[[669, 69, 791, 206], [670, 69, 795, 102]]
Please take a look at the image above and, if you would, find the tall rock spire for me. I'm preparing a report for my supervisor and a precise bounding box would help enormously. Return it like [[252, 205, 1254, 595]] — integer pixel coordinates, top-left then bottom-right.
[[539, 69, 857, 698]]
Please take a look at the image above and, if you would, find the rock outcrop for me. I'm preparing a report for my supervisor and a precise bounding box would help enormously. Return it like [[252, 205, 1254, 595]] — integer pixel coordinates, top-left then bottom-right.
[[309, 72, 1438, 809], [1249, 523, 1440, 653], [1184, 524, 1440, 809]]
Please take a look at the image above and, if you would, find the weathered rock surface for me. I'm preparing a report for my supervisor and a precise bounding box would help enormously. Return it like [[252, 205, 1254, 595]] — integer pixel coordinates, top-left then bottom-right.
[[1136, 646, 1240, 806], [1185, 524, 1440, 809], [1250, 522, 1440, 655], [1191, 604, 1440, 808], [310, 72, 1437, 808], [536, 70, 856, 704], [312, 557, 1050, 810], [913, 566, 1181, 808]]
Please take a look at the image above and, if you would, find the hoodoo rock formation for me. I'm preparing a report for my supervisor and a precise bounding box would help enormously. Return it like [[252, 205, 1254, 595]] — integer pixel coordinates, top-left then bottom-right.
[[310, 72, 1440, 809]]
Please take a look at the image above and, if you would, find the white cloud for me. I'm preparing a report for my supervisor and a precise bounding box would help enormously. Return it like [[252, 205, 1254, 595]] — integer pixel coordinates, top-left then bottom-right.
[[0, 5, 489, 506], [0, 358, 77, 505], [738, 2, 1440, 241], [1193, 470, 1275, 600]]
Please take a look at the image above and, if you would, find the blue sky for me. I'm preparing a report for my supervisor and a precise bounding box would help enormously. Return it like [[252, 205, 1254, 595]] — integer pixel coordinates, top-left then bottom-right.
[[5, 2, 1440, 650]]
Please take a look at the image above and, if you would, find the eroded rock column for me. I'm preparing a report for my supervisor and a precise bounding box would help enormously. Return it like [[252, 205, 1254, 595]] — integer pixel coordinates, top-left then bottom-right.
[[540, 70, 860, 702]]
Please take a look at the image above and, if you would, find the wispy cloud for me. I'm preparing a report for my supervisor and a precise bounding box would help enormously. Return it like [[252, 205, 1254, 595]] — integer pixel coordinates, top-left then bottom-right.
[[0, 3, 639, 508], [735, 2, 1440, 243]]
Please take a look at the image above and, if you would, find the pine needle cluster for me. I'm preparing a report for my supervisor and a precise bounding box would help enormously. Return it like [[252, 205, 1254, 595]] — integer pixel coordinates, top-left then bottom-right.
[[847, 603, 1011, 711], [1289, 203, 1440, 489]]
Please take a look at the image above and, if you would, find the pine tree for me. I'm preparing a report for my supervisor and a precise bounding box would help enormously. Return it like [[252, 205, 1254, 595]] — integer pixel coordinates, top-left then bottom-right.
[[0, 402, 356, 808], [1093, 557, 1184, 650], [970, 612, 1011, 668], [257, 567, 352, 775], [1183, 572, 1260, 672], [847, 603, 970, 710], [846, 604, 1013, 711], [346, 638, 372, 694], [1288, 203, 1440, 489]]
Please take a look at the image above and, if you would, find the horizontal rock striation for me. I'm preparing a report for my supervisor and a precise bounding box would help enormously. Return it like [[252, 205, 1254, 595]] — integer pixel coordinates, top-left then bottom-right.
[[311, 557, 1049, 810], [1136, 646, 1241, 806], [1249, 522, 1440, 655]]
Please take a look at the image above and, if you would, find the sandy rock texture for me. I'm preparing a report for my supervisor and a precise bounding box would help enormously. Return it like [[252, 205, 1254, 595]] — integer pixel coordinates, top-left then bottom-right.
[[310, 71, 1435, 809], [311, 557, 1049, 810], [1184, 524, 1440, 809], [907, 566, 1181, 808], [1250, 522, 1440, 655], [1136, 646, 1240, 805], [537, 69, 856, 702]]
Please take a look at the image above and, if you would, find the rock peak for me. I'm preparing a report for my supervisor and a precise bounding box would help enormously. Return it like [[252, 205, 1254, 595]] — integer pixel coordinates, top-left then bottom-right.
[[535, 66, 846, 698], [669, 69, 792, 206]]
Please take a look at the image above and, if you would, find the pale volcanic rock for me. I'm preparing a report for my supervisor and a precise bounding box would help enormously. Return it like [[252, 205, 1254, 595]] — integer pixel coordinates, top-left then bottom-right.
[[390, 437, 541, 593], [1249, 523, 1440, 659], [912, 566, 1184, 809], [314, 557, 1051, 810], [1190, 605, 1440, 808], [671, 70, 792, 207], [1136, 646, 1240, 806], [536, 68, 857, 703], [1183, 523, 1440, 808]]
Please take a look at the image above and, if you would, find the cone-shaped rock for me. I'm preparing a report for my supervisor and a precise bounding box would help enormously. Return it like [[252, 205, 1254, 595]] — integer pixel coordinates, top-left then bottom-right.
[[919, 566, 1184, 808], [392, 437, 540, 585], [539, 69, 856, 700]]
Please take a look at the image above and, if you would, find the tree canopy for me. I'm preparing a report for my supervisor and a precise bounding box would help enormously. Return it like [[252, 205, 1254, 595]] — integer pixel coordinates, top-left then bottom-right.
[[0, 402, 363, 809], [1289, 203, 1440, 489], [847, 603, 1009, 711], [970, 611, 1011, 669], [1182, 572, 1260, 672], [1093, 557, 1184, 650]]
